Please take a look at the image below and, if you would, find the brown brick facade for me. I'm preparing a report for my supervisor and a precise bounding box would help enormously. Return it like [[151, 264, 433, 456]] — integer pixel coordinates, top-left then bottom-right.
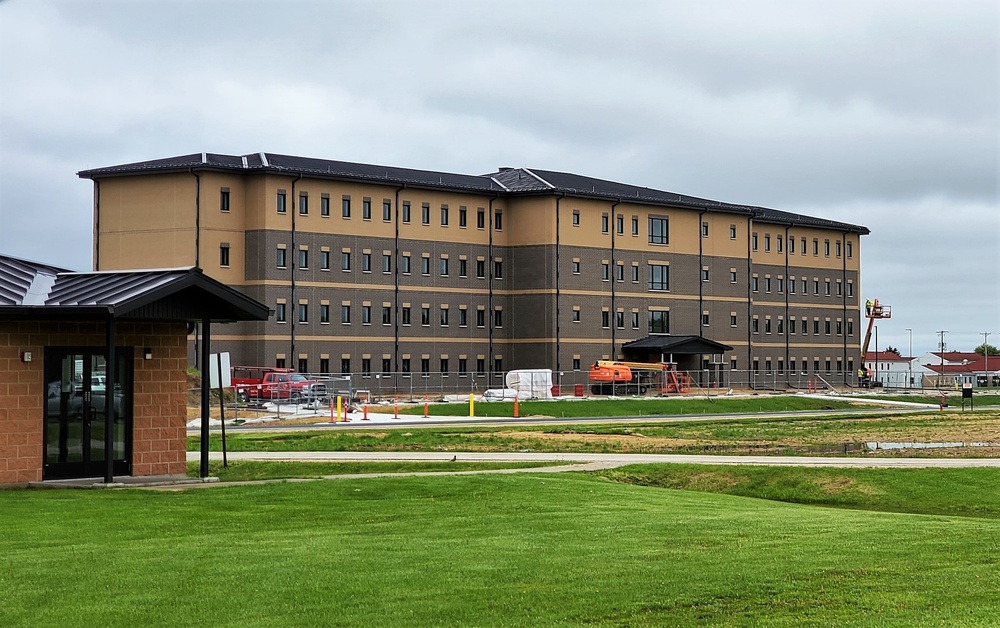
[[0, 321, 188, 487]]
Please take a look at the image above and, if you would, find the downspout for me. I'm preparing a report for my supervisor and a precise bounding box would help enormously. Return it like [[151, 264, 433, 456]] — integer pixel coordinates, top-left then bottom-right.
[[289, 173, 302, 366], [393, 184, 406, 371], [488, 193, 500, 379], [94, 180, 101, 271], [191, 168, 202, 268], [610, 199, 620, 357], [842, 229, 849, 385], [747, 211, 755, 389], [697, 209, 707, 338], [103, 314, 116, 484], [784, 224, 791, 388], [554, 192, 565, 373]]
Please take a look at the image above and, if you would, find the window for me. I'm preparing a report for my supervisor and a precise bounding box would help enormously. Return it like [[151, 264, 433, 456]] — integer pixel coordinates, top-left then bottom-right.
[[342, 196, 351, 218], [801, 238, 807, 254], [276, 191, 286, 213], [421, 306, 430, 326], [573, 358, 581, 371], [616, 214, 624, 235], [476, 309, 485, 327], [363, 198, 371, 220], [847, 242, 853, 258], [494, 309, 503, 328], [298, 303, 308, 323], [631, 265, 640, 282], [602, 262, 610, 281], [440, 205, 448, 226], [729, 224, 737, 239], [494, 357, 503, 374], [847, 320, 854, 336], [572, 309, 581, 322], [572, 210, 580, 226], [789, 319, 796, 334], [601, 310, 610, 328], [777, 319, 784, 334], [299, 358, 309, 374], [362, 358, 371, 376], [421, 256, 430, 276], [789, 237, 795, 254], [459, 358, 467, 375], [825, 279, 831, 296], [752, 318, 759, 333], [275, 302, 286, 323], [321, 358, 330, 374], [477, 207, 485, 229], [494, 260, 503, 279], [836, 240, 842, 257], [730, 314, 737, 327], [701, 268, 710, 282], [476, 260, 486, 278], [401, 254, 411, 274], [459, 308, 467, 326], [632, 216, 639, 236], [382, 306, 391, 325], [847, 282, 854, 297], [321, 195, 330, 217], [616, 311, 625, 328], [649, 217, 669, 244], [765, 234, 771, 252], [824, 239, 830, 256], [320, 304, 330, 323], [730, 270, 737, 283], [421, 358, 430, 376], [752, 276, 759, 292], [789, 278, 796, 294], [494, 210, 502, 230], [648, 264, 669, 291], [219, 243, 230, 267], [341, 252, 351, 271], [402, 201, 411, 223], [702, 313, 710, 326], [382, 253, 391, 273], [299, 193, 308, 216], [813, 280, 819, 295], [836, 320, 843, 335], [276, 248, 287, 268], [813, 319, 820, 334], [298, 249, 308, 270], [382, 358, 391, 374], [342, 359, 351, 374], [440, 307, 449, 326], [421, 202, 430, 225], [459, 206, 467, 227], [440, 358, 449, 374], [701, 221, 709, 237], [362, 305, 371, 325], [825, 320, 831, 335], [777, 236, 783, 253], [440, 257, 449, 276], [813, 239, 819, 256], [616, 264, 624, 282], [341, 305, 351, 324], [362, 252, 372, 273], [777, 277, 784, 293], [752, 233, 759, 251], [631, 311, 640, 329], [572, 261, 581, 274], [402, 358, 410, 374], [220, 189, 230, 212], [765, 318, 771, 334], [765, 277, 771, 293], [649, 310, 669, 334], [383, 200, 392, 222], [601, 213, 609, 234], [402, 306, 411, 325]]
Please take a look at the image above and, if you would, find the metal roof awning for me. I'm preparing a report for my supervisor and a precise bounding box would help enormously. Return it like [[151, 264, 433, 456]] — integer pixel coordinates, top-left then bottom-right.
[[622, 335, 734, 355]]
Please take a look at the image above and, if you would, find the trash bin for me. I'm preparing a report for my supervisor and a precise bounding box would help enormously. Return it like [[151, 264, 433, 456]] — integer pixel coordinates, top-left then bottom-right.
[[574, 384, 584, 397], [551, 385, 560, 397]]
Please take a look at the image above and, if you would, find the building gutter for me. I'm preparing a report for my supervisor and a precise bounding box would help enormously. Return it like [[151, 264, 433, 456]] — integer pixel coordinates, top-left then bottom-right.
[[190, 168, 202, 269], [747, 211, 755, 389], [842, 228, 850, 381], [784, 224, 791, 387], [554, 192, 565, 374], [393, 183, 406, 371], [289, 172, 302, 365], [93, 180, 101, 271], [609, 199, 620, 357], [698, 209, 707, 339], [488, 192, 500, 378]]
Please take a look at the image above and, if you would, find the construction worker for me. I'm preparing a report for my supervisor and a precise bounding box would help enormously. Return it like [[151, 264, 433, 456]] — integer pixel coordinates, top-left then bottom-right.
[[865, 299, 872, 315]]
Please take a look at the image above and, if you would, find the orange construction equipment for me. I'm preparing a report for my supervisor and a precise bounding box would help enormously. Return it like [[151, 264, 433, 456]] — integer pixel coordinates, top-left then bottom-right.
[[588, 360, 691, 395], [859, 298, 892, 388]]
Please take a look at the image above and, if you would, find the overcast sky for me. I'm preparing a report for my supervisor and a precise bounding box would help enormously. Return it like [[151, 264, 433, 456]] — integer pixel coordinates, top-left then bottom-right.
[[1, 0, 997, 356]]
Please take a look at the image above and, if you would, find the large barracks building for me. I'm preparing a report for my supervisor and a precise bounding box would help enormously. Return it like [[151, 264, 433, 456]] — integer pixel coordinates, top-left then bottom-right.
[[79, 153, 868, 389]]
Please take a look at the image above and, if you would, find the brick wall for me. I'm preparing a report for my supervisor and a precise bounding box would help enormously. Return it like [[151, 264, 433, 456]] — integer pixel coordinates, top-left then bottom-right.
[[0, 320, 188, 487]]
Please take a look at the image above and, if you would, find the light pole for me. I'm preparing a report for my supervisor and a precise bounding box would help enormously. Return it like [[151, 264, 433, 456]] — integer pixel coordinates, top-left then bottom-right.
[[874, 324, 878, 387], [906, 328, 912, 389], [983, 331, 992, 389], [937, 330, 948, 389]]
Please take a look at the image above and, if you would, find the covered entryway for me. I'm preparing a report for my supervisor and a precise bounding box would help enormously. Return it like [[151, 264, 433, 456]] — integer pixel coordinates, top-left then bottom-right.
[[621, 335, 734, 389]]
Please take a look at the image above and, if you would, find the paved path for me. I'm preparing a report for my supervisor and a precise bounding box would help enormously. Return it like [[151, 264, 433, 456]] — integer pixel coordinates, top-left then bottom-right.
[[187, 450, 1000, 470]]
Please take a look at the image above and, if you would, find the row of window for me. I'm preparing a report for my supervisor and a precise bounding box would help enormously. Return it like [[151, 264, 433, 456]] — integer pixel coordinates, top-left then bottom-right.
[[749, 358, 856, 376], [748, 317, 855, 336], [266, 247, 504, 279], [749, 231, 853, 259], [275, 302, 504, 328], [285, 356, 504, 377]]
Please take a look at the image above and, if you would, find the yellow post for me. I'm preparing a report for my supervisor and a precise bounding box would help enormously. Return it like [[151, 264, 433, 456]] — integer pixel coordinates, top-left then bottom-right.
[[469, 393, 474, 417], [337, 395, 343, 422]]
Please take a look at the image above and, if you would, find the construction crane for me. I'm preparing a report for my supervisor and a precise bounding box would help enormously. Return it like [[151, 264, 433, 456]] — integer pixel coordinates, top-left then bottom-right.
[[859, 298, 891, 388], [588, 360, 692, 395]]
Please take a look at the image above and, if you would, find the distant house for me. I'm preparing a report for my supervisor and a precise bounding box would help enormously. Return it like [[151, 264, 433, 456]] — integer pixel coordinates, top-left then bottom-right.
[[864, 350, 917, 388], [913, 351, 998, 388], [0, 254, 268, 487]]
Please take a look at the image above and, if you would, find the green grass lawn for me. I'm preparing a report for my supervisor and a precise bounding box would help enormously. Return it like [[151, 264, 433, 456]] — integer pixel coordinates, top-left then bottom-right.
[[187, 460, 559, 481], [3, 473, 999, 626]]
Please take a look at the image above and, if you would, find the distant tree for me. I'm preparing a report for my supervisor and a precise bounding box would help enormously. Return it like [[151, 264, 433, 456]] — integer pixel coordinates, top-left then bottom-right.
[[975, 343, 999, 357], [884, 346, 900, 356]]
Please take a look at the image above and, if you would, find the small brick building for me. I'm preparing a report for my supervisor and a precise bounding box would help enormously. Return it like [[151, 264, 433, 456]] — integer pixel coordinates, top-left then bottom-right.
[[0, 255, 268, 487]]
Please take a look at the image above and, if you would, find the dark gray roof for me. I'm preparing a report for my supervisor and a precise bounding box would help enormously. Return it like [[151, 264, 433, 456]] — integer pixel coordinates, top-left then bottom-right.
[[78, 153, 869, 234], [0, 254, 269, 323], [622, 335, 734, 355]]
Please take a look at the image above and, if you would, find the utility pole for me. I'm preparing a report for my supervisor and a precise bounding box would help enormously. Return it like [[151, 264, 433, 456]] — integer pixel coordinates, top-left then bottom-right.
[[983, 331, 992, 389], [937, 330, 947, 389], [906, 328, 912, 389]]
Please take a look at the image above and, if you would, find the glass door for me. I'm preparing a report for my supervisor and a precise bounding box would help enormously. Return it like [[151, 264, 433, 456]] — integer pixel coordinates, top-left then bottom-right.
[[43, 347, 132, 480]]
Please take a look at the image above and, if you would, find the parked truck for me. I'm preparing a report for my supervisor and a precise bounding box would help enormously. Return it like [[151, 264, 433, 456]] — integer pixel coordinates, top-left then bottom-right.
[[231, 366, 327, 402]]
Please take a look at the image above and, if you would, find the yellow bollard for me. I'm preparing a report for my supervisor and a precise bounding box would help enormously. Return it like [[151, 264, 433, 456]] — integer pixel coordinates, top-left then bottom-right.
[[337, 395, 343, 422], [469, 393, 474, 417]]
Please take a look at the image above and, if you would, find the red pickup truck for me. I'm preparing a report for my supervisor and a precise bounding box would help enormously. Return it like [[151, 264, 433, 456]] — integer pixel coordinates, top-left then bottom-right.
[[232, 367, 327, 402]]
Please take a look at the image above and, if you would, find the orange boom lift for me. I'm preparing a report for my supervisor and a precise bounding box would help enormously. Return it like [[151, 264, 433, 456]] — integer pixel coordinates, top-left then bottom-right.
[[588, 360, 692, 395], [859, 298, 891, 388]]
